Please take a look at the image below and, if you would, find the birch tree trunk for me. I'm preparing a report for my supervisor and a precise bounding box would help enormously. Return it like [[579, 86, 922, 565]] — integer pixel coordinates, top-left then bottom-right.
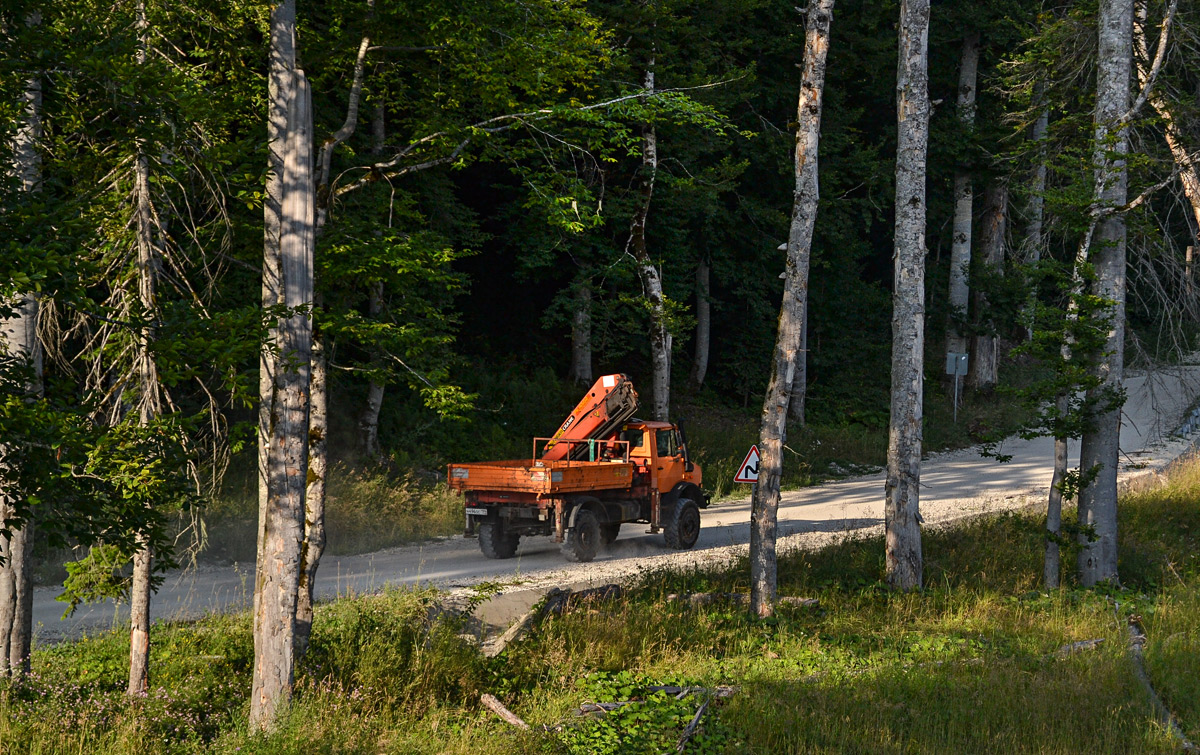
[[295, 335, 326, 659], [358, 282, 385, 457], [626, 59, 671, 421], [568, 281, 593, 385], [690, 260, 710, 389], [250, 26, 315, 728], [885, 0, 930, 592], [0, 58, 44, 679], [1077, 0, 1133, 587], [969, 181, 1007, 391], [750, 0, 834, 618], [945, 33, 979, 362]]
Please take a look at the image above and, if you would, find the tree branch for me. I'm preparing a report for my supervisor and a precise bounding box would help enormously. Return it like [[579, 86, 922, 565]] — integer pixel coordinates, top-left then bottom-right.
[[1122, 0, 1177, 124]]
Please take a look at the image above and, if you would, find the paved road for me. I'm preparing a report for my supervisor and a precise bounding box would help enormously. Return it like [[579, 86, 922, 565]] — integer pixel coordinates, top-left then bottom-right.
[[35, 367, 1200, 640]]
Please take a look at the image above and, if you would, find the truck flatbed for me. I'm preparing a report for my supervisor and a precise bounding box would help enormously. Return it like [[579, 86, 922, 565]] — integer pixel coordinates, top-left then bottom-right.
[[448, 457, 634, 497]]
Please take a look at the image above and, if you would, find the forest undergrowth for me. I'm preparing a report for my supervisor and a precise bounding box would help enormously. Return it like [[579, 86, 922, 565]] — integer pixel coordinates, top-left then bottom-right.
[[190, 367, 1032, 566], [6, 454, 1199, 754]]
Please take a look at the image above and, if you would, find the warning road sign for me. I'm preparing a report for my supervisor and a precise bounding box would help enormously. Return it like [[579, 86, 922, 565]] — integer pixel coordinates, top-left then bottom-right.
[[734, 445, 760, 483]]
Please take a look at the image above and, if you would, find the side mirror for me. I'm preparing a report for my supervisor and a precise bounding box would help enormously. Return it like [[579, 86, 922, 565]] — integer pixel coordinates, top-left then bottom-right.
[[685, 460, 695, 473]]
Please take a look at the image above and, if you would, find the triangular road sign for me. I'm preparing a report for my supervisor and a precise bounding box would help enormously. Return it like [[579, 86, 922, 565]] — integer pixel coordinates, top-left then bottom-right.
[[734, 444, 761, 483]]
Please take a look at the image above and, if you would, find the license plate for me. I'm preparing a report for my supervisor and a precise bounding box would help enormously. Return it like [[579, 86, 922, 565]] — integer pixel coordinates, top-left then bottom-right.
[[465, 507, 488, 516]]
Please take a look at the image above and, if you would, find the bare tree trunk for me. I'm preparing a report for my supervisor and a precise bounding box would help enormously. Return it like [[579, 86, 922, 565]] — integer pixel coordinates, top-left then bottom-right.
[[627, 59, 671, 421], [358, 282, 385, 457], [885, 0, 930, 592], [750, 0, 834, 618], [255, 0, 292, 622], [1024, 97, 1049, 341], [945, 33, 980, 362], [788, 298, 807, 424], [690, 260, 710, 389], [970, 181, 1007, 391], [250, 27, 314, 728], [127, 0, 163, 696], [296, 335, 326, 659], [568, 281, 593, 385], [1077, 0, 1133, 587], [1044, 431, 1067, 588], [0, 53, 44, 679], [1134, 4, 1200, 249]]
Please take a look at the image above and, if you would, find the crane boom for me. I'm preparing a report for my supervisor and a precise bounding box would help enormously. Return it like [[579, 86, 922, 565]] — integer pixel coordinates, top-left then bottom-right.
[[541, 374, 639, 461]]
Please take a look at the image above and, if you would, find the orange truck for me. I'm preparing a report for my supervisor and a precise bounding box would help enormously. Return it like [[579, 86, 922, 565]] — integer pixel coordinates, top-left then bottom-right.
[[448, 374, 707, 562]]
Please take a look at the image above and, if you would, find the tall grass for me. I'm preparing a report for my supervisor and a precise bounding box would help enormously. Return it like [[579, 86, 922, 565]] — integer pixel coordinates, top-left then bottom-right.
[[9, 448, 1197, 755]]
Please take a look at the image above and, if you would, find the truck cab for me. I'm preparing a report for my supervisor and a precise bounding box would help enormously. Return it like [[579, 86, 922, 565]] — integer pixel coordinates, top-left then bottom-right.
[[619, 421, 702, 496]]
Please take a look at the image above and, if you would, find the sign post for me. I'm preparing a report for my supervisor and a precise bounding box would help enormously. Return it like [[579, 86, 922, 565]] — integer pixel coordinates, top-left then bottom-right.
[[735, 444, 761, 503], [945, 352, 969, 422]]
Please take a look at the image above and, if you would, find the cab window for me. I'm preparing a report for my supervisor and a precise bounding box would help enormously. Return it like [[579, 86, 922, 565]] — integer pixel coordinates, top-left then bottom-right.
[[656, 429, 679, 458], [621, 428, 648, 456]]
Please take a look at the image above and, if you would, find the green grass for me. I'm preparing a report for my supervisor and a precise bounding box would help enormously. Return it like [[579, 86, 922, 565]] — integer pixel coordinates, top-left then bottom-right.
[[7, 457, 1200, 753]]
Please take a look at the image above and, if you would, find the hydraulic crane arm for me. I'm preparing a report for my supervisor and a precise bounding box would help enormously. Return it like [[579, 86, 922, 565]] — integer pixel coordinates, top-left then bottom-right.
[[542, 374, 639, 461]]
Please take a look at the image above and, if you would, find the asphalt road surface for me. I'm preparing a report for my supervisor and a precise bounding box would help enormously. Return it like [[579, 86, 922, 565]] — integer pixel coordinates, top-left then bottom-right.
[[34, 366, 1200, 640]]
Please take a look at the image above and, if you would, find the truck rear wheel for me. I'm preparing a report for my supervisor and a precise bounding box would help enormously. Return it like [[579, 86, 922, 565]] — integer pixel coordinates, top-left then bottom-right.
[[563, 508, 601, 563], [600, 523, 621, 545], [663, 498, 700, 550], [478, 521, 520, 559]]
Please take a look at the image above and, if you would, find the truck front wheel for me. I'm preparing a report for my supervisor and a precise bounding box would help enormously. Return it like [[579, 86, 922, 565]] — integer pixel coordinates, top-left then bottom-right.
[[563, 508, 601, 563], [479, 521, 520, 559], [664, 498, 701, 550]]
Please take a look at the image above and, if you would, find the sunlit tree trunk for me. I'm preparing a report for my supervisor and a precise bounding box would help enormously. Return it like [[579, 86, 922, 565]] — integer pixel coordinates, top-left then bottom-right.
[[568, 281, 593, 385], [945, 32, 979, 363], [251, 0, 314, 724], [1077, 0, 1133, 587], [885, 0, 930, 592], [0, 48, 44, 679], [690, 259, 710, 389], [750, 0, 834, 618], [970, 181, 1007, 391], [627, 58, 671, 421], [788, 298, 807, 424]]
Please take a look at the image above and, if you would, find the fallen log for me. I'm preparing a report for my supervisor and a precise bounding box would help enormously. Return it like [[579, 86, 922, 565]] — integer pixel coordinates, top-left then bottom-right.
[[481, 693, 530, 730], [665, 592, 818, 610], [1124, 618, 1199, 754], [676, 700, 709, 753], [481, 585, 623, 658]]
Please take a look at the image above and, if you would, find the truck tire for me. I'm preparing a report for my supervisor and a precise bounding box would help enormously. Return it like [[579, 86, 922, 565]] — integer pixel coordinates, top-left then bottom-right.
[[663, 498, 700, 550], [600, 523, 621, 545], [563, 508, 601, 563], [478, 521, 520, 559]]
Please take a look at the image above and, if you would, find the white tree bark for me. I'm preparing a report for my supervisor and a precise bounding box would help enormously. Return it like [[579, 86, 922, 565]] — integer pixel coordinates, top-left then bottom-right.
[[358, 281, 385, 457], [1024, 97, 1049, 341], [296, 335, 326, 659], [1077, 0, 1133, 587], [945, 33, 980, 361], [568, 281, 593, 385], [788, 298, 807, 424], [970, 181, 1007, 390], [250, 23, 314, 726], [750, 0, 834, 618], [626, 59, 671, 421], [885, 0, 930, 592], [0, 57, 44, 679], [691, 260, 710, 389]]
